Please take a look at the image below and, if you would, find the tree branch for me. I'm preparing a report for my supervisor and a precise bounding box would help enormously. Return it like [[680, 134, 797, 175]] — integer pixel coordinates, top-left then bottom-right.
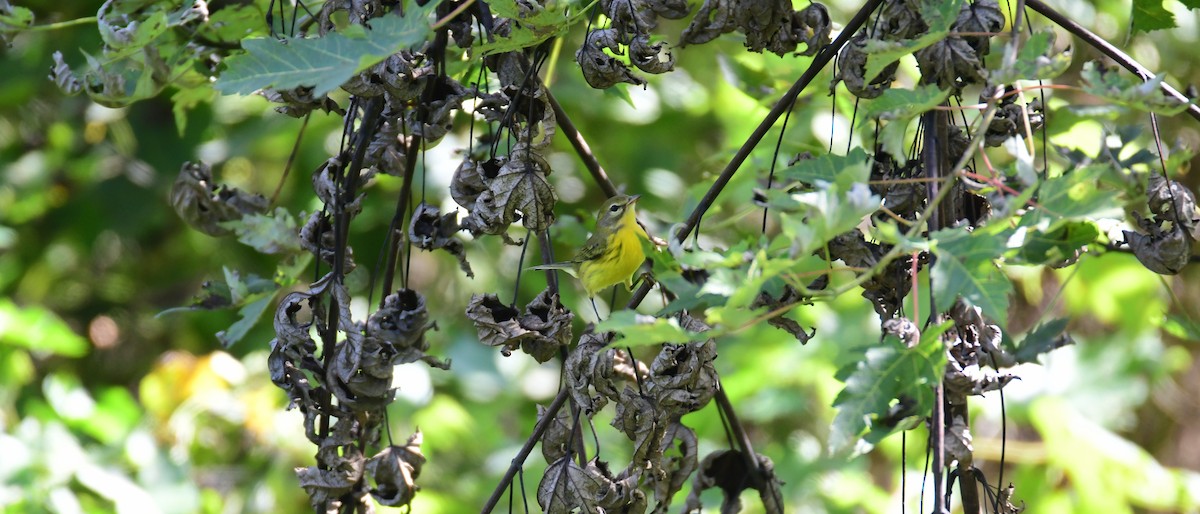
[[547, 89, 620, 198], [625, 0, 886, 308], [715, 384, 784, 514], [1024, 0, 1200, 123], [480, 388, 570, 514]]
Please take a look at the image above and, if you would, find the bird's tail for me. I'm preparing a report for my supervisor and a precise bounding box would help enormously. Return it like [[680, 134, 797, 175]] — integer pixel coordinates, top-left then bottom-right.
[[528, 262, 579, 277]]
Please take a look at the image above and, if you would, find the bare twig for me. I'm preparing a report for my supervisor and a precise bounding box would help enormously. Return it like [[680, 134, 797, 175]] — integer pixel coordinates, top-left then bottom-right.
[[1025, 0, 1200, 123], [546, 89, 621, 198], [480, 388, 570, 514], [715, 384, 784, 514], [626, 0, 887, 308]]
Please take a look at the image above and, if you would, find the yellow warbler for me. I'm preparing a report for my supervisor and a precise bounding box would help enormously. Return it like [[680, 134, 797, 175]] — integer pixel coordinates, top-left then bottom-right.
[[532, 194, 648, 297]]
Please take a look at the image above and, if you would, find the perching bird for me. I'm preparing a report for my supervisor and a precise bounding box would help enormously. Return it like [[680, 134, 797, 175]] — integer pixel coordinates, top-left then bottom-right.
[[531, 194, 648, 298]]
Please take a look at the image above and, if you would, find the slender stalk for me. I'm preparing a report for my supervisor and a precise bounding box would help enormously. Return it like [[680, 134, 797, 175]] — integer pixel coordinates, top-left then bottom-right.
[[19, 16, 98, 32], [546, 86, 620, 198], [715, 385, 784, 514], [480, 388, 570, 514], [626, 0, 886, 308], [1024, 0, 1200, 123]]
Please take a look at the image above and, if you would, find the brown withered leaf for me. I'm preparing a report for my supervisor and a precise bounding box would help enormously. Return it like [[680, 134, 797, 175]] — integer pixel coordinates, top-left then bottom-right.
[[914, 35, 983, 91], [537, 457, 646, 514], [259, 86, 344, 118], [450, 156, 499, 209], [954, 0, 1003, 57], [538, 403, 578, 464], [170, 161, 268, 237], [490, 150, 557, 232], [611, 386, 664, 469], [1123, 225, 1191, 275], [650, 422, 697, 514], [407, 75, 470, 143], [1147, 173, 1198, 229], [565, 331, 621, 414], [577, 29, 648, 89], [681, 449, 776, 514], [834, 33, 898, 99], [300, 211, 357, 271], [648, 315, 718, 417], [409, 203, 473, 278], [518, 288, 574, 363], [365, 431, 426, 507], [750, 285, 814, 343], [630, 34, 675, 74], [296, 442, 365, 513], [367, 289, 447, 368]]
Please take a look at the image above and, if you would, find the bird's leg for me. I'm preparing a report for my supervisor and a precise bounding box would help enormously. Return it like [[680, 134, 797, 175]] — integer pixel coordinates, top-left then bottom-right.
[[590, 297, 602, 321]]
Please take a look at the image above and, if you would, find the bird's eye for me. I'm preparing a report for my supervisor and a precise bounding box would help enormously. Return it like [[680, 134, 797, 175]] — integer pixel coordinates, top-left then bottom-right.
[[609, 204, 621, 213]]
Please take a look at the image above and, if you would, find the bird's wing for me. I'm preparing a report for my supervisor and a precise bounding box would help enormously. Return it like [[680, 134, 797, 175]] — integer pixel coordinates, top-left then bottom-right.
[[572, 231, 608, 262], [529, 262, 574, 270]]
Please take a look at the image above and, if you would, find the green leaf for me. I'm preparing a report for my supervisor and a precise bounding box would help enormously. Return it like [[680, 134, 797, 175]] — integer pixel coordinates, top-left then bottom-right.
[[1016, 221, 1098, 265], [219, 207, 303, 255], [930, 226, 1012, 328], [1080, 61, 1191, 115], [862, 0, 964, 83], [777, 147, 871, 188], [216, 292, 274, 348], [830, 320, 951, 455], [216, 5, 435, 97], [595, 310, 706, 348], [0, 299, 89, 357], [1181, 0, 1200, 9], [1132, 0, 1176, 33], [1034, 164, 1124, 221], [1159, 314, 1200, 342], [773, 179, 881, 255], [0, 3, 34, 36], [170, 84, 216, 135], [473, 0, 596, 55], [1010, 318, 1071, 364], [990, 30, 1072, 83], [859, 85, 952, 162]]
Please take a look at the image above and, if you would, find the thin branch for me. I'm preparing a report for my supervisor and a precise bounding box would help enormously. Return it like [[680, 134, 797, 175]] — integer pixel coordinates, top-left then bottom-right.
[[715, 384, 784, 514], [17, 16, 98, 32], [546, 89, 620, 198], [626, 0, 886, 308], [1025, 0, 1200, 123], [480, 388, 570, 514]]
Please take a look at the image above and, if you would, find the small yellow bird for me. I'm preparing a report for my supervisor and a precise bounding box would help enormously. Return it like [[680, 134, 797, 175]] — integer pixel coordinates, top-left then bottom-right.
[[532, 194, 648, 297]]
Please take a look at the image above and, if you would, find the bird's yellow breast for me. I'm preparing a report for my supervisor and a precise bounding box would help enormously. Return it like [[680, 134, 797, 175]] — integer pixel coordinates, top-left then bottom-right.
[[578, 211, 647, 297]]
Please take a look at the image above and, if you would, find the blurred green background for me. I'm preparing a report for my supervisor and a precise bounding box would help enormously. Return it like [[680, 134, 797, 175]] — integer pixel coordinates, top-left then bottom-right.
[[3, 0, 1200, 512]]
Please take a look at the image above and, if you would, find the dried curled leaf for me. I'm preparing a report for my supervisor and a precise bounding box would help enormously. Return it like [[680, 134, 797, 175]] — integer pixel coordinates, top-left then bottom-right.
[[954, 0, 1003, 57], [260, 86, 345, 118], [490, 149, 558, 232], [681, 449, 777, 513], [648, 315, 718, 417], [450, 156, 498, 209], [915, 35, 983, 91], [407, 75, 470, 143], [834, 33, 898, 99], [1146, 173, 1198, 230], [269, 290, 320, 411], [296, 440, 366, 512], [565, 331, 623, 414], [409, 203, 473, 277], [751, 285, 815, 343], [577, 29, 647, 89], [367, 288, 449, 368], [1123, 225, 1191, 275], [945, 299, 1015, 398], [537, 457, 646, 514], [49, 51, 82, 95], [365, 431, 426, 507], [465, 288, 573, 362], [539, 403, 578, 464], [650, 422, 697, 513], [300, 211, 357, 271], [170, 161, 268, 237], [343, 51, 431, 101]]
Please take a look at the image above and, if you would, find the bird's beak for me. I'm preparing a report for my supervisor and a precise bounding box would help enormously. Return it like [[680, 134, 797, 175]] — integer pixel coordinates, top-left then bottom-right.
[[627, 194, 641, 205]]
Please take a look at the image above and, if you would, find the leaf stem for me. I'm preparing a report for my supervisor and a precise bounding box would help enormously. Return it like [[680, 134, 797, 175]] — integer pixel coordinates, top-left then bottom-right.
[[480, 388, 570, 514], [1024, 0, 1200, 123], [17, 16, 98, 32], [546, 88, 620, 198]]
